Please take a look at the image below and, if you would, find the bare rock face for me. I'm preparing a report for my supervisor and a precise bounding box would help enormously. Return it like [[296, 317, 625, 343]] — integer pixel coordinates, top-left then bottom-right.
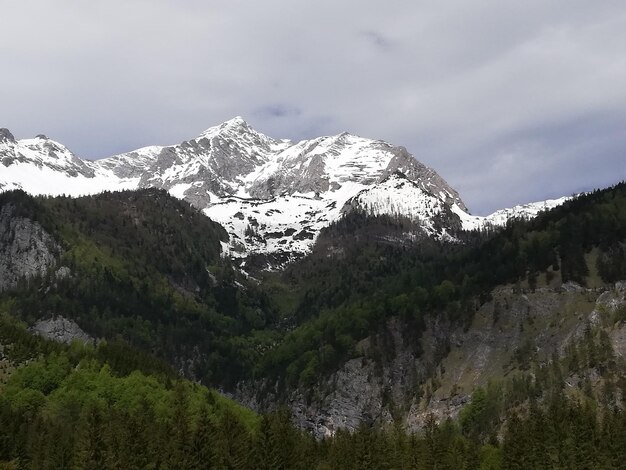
[[285, 317, 426, 439], [288, 358, 391, 438], [30, 316, 95, 345], [382, 146, 467, 211], [235, 317, 439, 439], [0, 203, 59, 291], [247, 147, 332, 199], [0, 128, 15, 143], [135, 117, 283, 204]]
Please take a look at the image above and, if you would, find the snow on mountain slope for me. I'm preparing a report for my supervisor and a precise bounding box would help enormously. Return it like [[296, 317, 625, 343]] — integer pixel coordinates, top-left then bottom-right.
[[205, 194, 337, 260], [343, 172, 458, 239], [451, 196, 571, 231], [93, 145, 163, 179], [482, 197, 571, 226], [0, 120, 569, 262], [0, 129, 138, 195]]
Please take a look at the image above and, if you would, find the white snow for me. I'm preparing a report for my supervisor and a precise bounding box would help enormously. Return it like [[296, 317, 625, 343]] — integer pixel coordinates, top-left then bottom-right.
[[0, 119, 571, 261], [349, 174, 449, 237], [0, 162, 139, 196], [452, 197, 571, 231], [168, 183, 193, 199], [0, 138, 140, 197]]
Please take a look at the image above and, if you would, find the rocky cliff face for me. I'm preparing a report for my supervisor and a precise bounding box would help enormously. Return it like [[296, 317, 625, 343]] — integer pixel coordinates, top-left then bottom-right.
[[30, 316, 95, 346], [235, 280, 626, 438], [0, 203, 59, 291]]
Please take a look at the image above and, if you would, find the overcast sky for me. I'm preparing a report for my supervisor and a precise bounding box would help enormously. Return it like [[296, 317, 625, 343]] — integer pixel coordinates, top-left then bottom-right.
[[2, 1, 626, 214]]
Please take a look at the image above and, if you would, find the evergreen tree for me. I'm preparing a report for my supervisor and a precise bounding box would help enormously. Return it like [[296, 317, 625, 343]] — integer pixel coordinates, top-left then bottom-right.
[[167, 384, 193, 469], [74, 404, 108, 470], [215, 409, 254, 470], [189, 406, 217, 470]]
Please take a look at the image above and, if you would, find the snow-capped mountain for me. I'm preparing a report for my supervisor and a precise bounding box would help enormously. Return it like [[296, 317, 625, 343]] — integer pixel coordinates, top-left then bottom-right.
[[451, 196, 571, 231], [0, 118, 568, 261], [0, 128, 141, 195]]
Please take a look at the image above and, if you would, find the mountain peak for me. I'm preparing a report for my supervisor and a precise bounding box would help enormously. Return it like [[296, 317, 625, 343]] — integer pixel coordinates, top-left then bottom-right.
[[0, 119, 569, 263], [218, 116, 249, 131], [198, 116, 254, 139], [225, 115, 247, 126], [0, 128, 15, 143]]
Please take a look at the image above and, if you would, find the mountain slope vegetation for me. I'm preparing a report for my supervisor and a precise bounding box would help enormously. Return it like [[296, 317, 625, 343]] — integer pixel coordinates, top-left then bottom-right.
[[2, 182, 626, 382], [0, 182, 625, 464], [2, 183, 626, 392], [0, 189, 277, 387], [1, 312, 624, 469], [253, 182, 626, 390]]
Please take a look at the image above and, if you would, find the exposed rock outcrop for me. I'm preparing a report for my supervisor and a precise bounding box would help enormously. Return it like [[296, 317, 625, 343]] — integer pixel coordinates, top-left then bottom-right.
[[0, 128, 15, 143], [30, 316, 95, 345], [0, 203, 58, 291]]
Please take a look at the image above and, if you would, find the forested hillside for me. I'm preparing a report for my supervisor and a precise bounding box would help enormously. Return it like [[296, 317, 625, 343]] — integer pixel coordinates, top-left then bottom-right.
[[0, 183, 625, 468], [0, 189, 277, 387], [254, 182, 626, 389], [2, 184, 626, 392], [1, 313, 624, 468]]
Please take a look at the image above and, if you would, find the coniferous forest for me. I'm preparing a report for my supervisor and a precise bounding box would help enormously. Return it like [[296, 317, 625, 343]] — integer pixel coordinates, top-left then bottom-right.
[[1, 314, 624, 469], [0, 183, 625, 468]]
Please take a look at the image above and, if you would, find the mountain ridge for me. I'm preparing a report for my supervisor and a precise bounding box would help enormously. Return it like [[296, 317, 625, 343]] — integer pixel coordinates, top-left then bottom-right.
[[0, 119, 569, 263]]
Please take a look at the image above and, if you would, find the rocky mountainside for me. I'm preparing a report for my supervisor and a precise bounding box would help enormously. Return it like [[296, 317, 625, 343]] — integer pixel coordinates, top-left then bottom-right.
[[0, 178, 624, 442], [0, 202, 59, 292], [231, 183, 626, 438], [241, 281, 626, 439], [0, 119, 568, 264]]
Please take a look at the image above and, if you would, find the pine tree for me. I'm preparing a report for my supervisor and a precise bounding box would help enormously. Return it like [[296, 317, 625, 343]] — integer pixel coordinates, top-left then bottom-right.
[[571, 402, 598, 470], [583, 324, 597, 368], [45, 419, 76, 470], [189, 406, 216, 470], [388, 421, 409, 470], [526, 404, 549, 469], [502, 413, 528, 470], [353, 422, 376, 470], [597, 330, 614, 373], [74, 404, 108, 470], [422, 414, 438, 470], [566, 341, 580, 373], [167, 383, 192, 469], [215, 408, 254, 470]]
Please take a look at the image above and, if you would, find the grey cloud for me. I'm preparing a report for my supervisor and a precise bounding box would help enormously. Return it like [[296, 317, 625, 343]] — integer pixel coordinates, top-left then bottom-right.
[[1, 0, 625, 213], [360, 31, 393, 50], [254, 104, 302, 119]]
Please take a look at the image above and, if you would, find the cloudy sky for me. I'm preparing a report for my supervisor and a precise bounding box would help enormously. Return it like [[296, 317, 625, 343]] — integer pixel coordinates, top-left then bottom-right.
[[2, 1, 626, 214]]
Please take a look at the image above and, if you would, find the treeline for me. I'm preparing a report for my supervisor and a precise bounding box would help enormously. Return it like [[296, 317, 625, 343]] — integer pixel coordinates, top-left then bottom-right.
[[258, 182, 626, 387]]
